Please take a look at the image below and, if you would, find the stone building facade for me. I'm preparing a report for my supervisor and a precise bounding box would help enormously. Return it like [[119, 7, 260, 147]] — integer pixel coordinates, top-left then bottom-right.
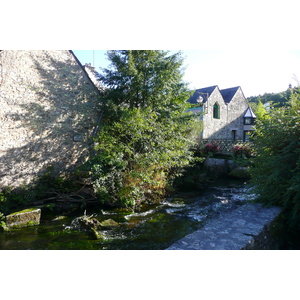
[[188, 85, 256, 141], [0, 50, 101, 188]]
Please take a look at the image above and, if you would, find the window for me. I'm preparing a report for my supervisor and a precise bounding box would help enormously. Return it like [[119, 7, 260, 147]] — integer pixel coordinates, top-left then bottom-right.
[[232, 130, 237, 141], [213, 102, 220, 119], [244, 117, 254, 125]]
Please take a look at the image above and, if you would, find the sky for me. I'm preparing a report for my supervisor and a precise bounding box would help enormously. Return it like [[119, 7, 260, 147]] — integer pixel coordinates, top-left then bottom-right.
[[73, 50, 300, 97]]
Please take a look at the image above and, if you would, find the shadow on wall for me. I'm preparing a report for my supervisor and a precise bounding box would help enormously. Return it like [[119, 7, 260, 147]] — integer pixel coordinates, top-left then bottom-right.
[[200, 107, 252, 142], [0, 50, 101, 188]]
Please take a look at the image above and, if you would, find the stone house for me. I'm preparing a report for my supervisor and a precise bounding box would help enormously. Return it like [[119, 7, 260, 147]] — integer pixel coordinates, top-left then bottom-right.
[[0, 50, 102, 188], [188, 85, 256, 142]]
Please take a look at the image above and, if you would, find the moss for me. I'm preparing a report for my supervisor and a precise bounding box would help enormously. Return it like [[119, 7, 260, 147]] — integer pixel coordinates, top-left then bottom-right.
[[173, 198, 185, 204], [8, 208, 39, 216], [5, 220, 40, 230], [6, 208, 41, 229], [100, 219, 119, 228], [229, 167, 250, 179], [90, 228, 103, 240], [0, 218, 8, 232]]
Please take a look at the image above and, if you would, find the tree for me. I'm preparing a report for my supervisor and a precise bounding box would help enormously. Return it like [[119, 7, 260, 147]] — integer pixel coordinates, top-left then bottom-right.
[[254, 100, 269, 120], [247, 88, 293, 108], [88, 51, 200, 209], [98, 50, 189, 111], [250, 89, 300, 226]]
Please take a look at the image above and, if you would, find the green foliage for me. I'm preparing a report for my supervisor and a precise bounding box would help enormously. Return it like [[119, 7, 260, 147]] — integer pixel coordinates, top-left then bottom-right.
[[99, 50, 190, 110], [0, 169, 79, 214], [88, 50, 200, 209], [0, 211, 7, 231], [173, 150, 207, 191], [254, 100, 270, 120], [247, 88, 293, 108], [250, 89, 300, 225]]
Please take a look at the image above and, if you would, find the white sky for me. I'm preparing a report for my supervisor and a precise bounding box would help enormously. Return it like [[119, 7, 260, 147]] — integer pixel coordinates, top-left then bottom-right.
[[73, 50, 300, 97], [3, 0, 300, 97], [182, 50, 300, 96]]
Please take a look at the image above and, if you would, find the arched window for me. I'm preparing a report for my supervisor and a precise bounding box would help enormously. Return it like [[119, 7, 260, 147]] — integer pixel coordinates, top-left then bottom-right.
[[213, 102, 220, 119]]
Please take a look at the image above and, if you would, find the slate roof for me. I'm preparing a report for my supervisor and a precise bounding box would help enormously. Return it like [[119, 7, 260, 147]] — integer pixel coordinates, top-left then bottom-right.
[[188, 85, 243, 104], [220, 86, 240, 103], [188, 85, 218, 104]]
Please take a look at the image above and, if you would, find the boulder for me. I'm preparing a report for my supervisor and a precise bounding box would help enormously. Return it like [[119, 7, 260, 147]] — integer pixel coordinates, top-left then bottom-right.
[[70, 215, 103, 240], [229, 167, 250, 179], [100, 219, 119, 229], [6, 208, 41, 229], [70, 215, 101, 231]]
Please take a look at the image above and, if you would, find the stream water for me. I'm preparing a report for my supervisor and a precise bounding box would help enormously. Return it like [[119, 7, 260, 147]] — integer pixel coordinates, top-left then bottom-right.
[[0, 179, 256, 250]]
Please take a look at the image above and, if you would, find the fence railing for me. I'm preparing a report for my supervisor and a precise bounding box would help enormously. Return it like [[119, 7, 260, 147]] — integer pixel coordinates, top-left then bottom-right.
[[199, 139, 254, 154]]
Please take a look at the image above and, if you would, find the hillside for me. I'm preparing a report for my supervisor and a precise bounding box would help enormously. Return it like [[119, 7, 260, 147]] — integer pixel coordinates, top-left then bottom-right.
[[246, 86, 300, 109]]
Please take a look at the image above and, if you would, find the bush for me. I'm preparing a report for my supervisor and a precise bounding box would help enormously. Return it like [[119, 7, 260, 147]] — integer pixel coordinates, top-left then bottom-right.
[[231, 145, 252, 158], [87, 107, 200, 209], [249, 90, 300, 227], [0, 170, 80, 214], [202, 141, 221, 155]]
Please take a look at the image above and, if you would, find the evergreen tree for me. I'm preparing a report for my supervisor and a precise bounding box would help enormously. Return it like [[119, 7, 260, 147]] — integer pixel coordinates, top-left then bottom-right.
[[88, 50, 200, 209], [99, 50, 189, 111]]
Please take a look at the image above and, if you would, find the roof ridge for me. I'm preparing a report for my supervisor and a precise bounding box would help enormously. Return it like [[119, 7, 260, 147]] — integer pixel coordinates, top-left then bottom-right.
[[220, 86, 240, 103], [69, 50, 102, 96]]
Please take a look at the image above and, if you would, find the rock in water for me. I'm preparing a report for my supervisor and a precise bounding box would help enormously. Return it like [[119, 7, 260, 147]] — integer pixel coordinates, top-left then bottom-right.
[[5, 208, 41, 229], [70, 215, 101, 231], [70, 215, 103, 240], [100, 219, 119, 229]]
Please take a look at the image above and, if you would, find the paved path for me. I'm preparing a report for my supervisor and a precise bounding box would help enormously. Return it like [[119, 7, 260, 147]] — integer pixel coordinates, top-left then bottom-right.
[[166, 203, 281, 250]]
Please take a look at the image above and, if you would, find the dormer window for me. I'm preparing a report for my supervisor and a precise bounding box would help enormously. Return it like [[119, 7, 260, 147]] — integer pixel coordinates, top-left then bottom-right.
[[213, 102, 220, 119], [244, 107, 256, 125]]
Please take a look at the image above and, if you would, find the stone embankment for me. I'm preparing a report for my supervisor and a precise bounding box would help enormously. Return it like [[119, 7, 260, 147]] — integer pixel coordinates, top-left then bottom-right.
[[167, 203, 281, 250]]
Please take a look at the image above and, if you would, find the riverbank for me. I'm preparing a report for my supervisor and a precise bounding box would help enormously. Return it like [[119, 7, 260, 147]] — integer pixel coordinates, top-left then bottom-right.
[[167, 203, 282, 250]]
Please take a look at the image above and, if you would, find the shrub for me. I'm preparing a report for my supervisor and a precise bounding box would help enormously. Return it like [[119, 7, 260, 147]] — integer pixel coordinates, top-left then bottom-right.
[[88, 107, 200, 209], [232, 145, 252, 158], [0, 211, 6, 231], [202, 141, 221, 155], [249, 89, 300, 228]]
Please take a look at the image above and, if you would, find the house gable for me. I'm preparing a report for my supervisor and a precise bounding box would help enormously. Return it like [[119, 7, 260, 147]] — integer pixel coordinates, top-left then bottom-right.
[[201, 86, 228, 139], [188, 85, 218, 104], [220, 86, 240, 103], [0, 50, 101, 188], [188, 85, 254, 141], [225, 86, 250, 140]]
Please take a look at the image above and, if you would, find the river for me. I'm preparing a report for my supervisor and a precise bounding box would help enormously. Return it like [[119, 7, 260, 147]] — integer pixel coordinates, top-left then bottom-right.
[[0, 179, 256, 250]]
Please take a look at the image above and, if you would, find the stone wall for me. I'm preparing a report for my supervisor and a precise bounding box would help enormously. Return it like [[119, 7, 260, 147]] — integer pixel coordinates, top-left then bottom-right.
[[202, 87, 248, 140], [0, 50, 101, 188], [242, 213, 282, 250], [226, 88, 249, 140], [202, 87, 227, 139]]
